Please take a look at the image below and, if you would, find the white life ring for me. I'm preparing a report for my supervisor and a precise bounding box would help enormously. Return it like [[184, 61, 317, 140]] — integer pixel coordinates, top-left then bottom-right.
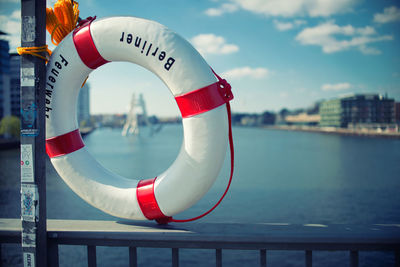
[[45, 16, 233, 222]]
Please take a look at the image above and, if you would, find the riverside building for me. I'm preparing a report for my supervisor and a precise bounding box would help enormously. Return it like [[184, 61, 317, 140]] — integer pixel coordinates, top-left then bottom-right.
[[319, 94, 395, 129], [9, 53, 20, 117], [0, 37, 21, 120], [0, 38, 10, 119], [77, 83, 91, 127]]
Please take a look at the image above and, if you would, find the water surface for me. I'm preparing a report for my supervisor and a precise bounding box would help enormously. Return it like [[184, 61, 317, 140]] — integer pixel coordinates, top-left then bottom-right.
[[1, 125, 399, 266]]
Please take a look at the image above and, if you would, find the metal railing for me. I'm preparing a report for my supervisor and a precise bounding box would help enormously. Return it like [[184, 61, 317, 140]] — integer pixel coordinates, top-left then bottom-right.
[[1, 219, 399, 266]]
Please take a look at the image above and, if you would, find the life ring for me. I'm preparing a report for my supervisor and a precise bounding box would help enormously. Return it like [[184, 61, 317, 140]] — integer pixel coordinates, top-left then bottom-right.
[[45, 16, 233, 222]]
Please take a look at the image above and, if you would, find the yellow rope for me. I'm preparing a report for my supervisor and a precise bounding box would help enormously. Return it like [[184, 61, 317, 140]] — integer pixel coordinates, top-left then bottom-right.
[[17, 0, 79, 61], [18, 0, 87, 88], [16, 45, 52, 62]]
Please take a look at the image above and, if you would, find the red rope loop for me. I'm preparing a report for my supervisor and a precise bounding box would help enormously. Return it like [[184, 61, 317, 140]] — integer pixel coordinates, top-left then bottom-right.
[[168, 69, 234, 224]]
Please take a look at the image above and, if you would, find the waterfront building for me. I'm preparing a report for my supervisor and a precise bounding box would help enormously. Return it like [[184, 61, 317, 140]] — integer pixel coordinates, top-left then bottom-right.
[[285, 112, 320, 126], [77, 83, 91, 127], [395, 102, 400, 123], [9, 53, 20, 117], [0, 38, 10, 119], [319, 98, 342, 127], [319, 94, 395, 128], [260, 111, 276, 125]]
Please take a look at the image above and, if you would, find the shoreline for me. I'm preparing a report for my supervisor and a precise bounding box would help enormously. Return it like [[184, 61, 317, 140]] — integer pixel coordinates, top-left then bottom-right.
[[0, 128, 96, 151], [1, 125, 399, 151], [265, 125, 400, 139]]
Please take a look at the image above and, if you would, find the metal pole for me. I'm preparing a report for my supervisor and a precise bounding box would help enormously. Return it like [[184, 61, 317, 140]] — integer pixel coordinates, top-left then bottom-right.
[[20, 0, 47, 266]]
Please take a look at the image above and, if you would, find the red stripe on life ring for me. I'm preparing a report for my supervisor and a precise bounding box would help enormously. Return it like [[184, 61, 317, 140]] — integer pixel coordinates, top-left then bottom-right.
[[46, 129, 85, 158], [137, 178, 172, 224], [73, 18, 109, 69], [175, 78, 233, 118]]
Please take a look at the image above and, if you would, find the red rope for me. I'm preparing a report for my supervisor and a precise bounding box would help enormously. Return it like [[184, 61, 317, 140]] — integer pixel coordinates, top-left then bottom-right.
[[171, 101, 234, 223]]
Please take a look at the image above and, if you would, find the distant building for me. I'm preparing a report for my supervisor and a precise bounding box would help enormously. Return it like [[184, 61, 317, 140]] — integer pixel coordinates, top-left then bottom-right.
[[260, 111, 276, 125], [1, 39, 21, 120], [275, 108, 289, 125], [285, 113, 320, 126], [77, 83, 91, 127], [395, 102, 400, 123], [0, 39, 10, 119], [9, 53, 20, 117], [319, 98, 343, 127], [319, 94, 395, 128], [231, 113, 260, 126]]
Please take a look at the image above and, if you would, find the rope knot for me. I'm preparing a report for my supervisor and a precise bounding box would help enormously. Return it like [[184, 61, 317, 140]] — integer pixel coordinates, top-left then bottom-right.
[[210, 68, 233, 102], [17, 46, 52, 63], [218, 78, 233, 102]]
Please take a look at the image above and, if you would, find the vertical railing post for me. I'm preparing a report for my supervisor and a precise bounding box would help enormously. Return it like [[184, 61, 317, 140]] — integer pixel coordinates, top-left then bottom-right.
[[260, 249, 266, 267], [172, 248, 179, 267], [20, 0, 47, 267], [216, 249, 222, 267], [87, 246, 97, 267], [47, 240, 59, 267], [350, 251, 359, 267], [305, 250, 312, 267], [129, 247, 137, 267]]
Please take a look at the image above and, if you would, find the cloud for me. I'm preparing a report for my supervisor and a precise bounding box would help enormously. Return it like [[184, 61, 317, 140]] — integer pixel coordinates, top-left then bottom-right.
[[273, 19, 307, 31], [358, 45, 381, 55], [191, 34, 239, 55], [207, 0, 358, 18], [10, 10, 20, 20], [222, 67, 269, 79], [205, 3, 238, 16], [279, 92, 289, 98], [273, 20, 293, 31], [321, 83, 352, 91], [295, 21, 393, 54], [373, 6, 400, 24]]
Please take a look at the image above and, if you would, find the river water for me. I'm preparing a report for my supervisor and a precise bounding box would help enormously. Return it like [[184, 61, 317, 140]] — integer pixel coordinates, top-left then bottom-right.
[[1, 125, 399, 266]]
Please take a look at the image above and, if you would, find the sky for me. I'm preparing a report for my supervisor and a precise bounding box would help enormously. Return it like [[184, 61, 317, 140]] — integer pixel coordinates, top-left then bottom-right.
[[1, 0, 400, 117]]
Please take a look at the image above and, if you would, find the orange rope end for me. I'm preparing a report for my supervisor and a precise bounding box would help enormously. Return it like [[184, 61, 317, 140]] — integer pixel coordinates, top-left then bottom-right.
[[81, 76, 89, 88], [46, 0, 80, 46]]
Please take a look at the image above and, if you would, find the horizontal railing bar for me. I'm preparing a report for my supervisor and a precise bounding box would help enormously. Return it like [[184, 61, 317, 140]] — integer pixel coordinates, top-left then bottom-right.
[[42, 238, 400, 251], [2, 235, 399, 251], [0, 232, 20, 244], [3, 237, 398, 252], [1, 219, 399, 252]]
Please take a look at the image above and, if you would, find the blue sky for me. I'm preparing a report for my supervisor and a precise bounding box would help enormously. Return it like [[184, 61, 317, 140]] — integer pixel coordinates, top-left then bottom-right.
[[1, 0, 400, 117]]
